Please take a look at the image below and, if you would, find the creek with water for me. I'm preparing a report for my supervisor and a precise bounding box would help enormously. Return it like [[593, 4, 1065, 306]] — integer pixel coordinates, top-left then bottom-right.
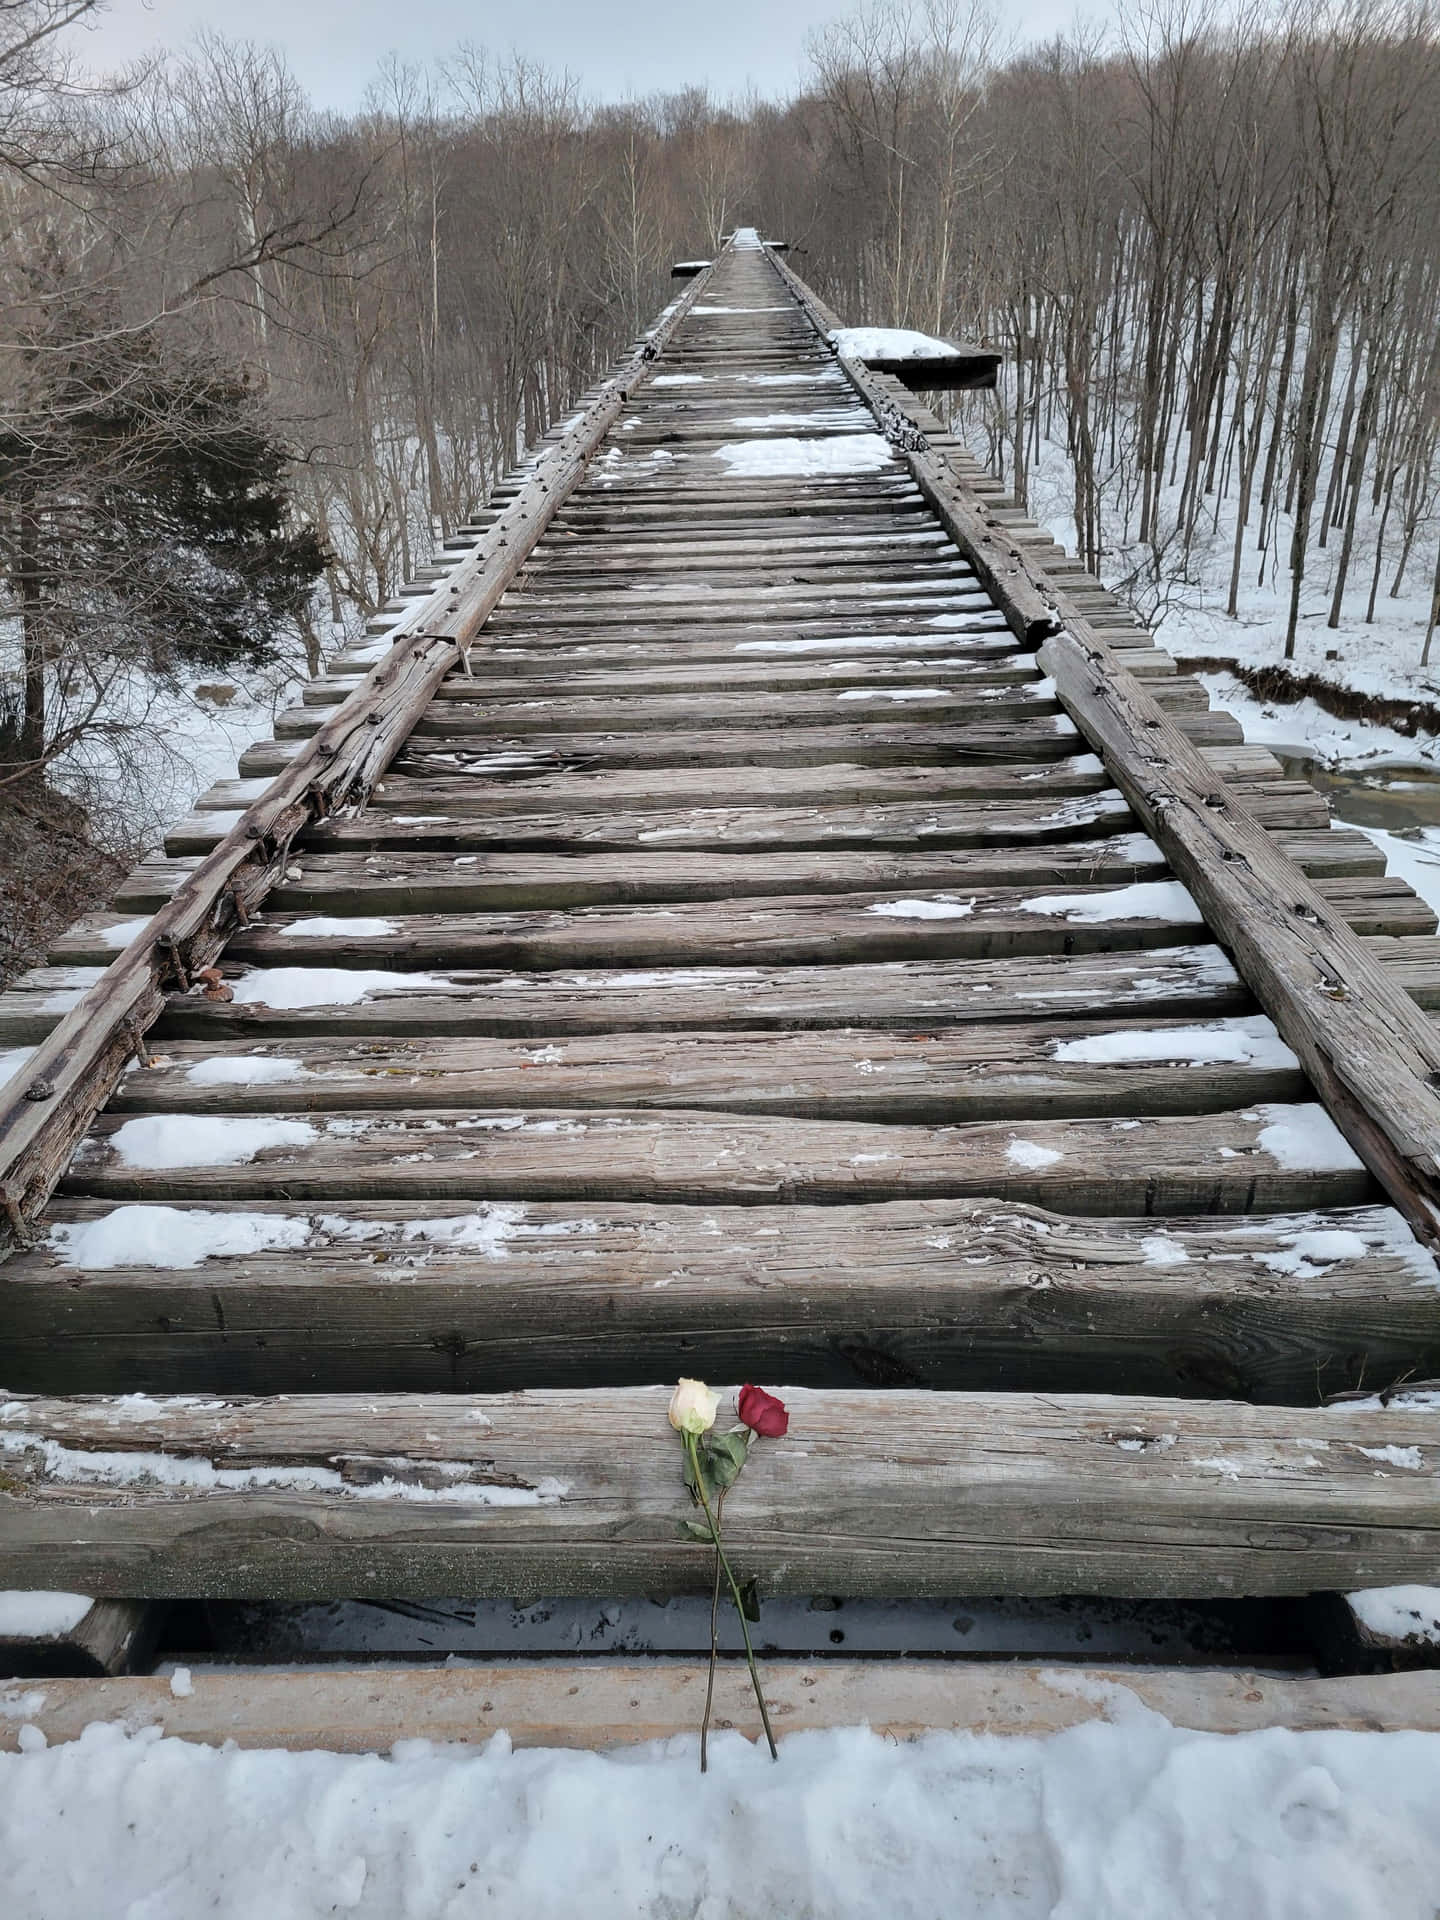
[[1276, 750, 1440, 831]]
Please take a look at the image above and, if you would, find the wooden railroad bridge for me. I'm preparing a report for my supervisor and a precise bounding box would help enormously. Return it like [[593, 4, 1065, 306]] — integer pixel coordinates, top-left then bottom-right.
[[4, 232, 1440, 1745]]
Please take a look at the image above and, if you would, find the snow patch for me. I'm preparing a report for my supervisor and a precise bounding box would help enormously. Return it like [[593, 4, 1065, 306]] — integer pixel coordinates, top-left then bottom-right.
[[279, 918, 401, 939], [829, 325, 957, 362], [1348, 1586, 1440, 1644], [7, 1713, 1440, 1916], [99, 917, 153, 949], [104, 1116, 316, 1171], [1020, 881, 1203, 926], [865, 896, 976, 920], [0, 1593, 91, 1639], [50, 1207, 314, 1270], [0, 1427, 568, 1507], [1255, 1104, 1364, 1173], [1139, 1234, 1190, 1267], [1355, 1445, 1424, 1470], [715, 435, 896, 479], [231, 968, 450, 1008], [1007, 1139, 1063, 1170], [1052, 1016, 1298, 1070], [183, 1056, 308, 1087]]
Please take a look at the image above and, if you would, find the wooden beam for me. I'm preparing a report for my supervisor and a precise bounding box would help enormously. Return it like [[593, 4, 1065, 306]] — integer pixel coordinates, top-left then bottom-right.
[[7, 1662, 1440, 1754], [4, 1385, 1440, 1598], [6, 1197, 1432, 1402]]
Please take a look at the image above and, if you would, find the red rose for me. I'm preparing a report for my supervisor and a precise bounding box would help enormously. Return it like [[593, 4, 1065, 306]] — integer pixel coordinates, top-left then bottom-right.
[[737, 1384, 789, 1438]]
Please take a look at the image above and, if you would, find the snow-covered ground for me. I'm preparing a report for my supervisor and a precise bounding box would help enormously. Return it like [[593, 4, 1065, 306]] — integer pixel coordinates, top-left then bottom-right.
[[1004, 412, 1439, 773], [5, 1704, 1440, 1917]]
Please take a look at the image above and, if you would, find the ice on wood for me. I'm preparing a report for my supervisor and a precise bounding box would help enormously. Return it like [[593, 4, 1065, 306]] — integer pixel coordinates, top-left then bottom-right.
[[230, 968, 455, 1008], [866, 897, 976, 919]]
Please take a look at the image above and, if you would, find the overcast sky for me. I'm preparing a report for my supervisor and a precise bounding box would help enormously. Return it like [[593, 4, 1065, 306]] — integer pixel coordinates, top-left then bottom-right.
[[68, 0, 1101, 110]]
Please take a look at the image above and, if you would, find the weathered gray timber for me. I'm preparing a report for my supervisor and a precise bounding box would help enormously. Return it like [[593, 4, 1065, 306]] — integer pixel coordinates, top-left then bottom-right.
[[6, 1200, 1429, 1401], [1045, 620, 1440, 1256], [62, 1101, 1376, 1212], [4, 1386, 1440, 1599], [100, 1015, 1313, 1122], [103, 834, 1389, 918], [166, 785, 1333, 859]]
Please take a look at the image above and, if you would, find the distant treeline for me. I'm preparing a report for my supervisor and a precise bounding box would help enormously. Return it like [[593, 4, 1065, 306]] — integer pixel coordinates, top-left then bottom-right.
[[4, 0, 1440, 738]]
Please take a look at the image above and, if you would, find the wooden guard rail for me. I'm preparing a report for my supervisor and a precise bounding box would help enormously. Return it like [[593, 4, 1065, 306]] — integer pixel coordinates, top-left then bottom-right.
[[0, 260, 722, 1247], [768, 241, 1440, 1261]]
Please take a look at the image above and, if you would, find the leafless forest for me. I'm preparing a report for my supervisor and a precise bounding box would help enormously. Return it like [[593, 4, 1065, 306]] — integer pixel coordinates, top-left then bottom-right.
[[2, 0, 1439, 974]]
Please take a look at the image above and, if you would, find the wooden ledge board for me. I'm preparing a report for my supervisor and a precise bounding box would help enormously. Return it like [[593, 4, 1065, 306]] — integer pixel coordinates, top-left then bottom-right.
[[7, 1662, 1439, 1754], [5, 1385, 1440, 1599], [6, 1198, 1435, 1403]]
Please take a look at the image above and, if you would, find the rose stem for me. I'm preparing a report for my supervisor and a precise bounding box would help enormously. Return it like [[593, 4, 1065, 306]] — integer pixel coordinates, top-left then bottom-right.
[[685, 1431, 779, 1761], [701, 1489, 725, 1773]]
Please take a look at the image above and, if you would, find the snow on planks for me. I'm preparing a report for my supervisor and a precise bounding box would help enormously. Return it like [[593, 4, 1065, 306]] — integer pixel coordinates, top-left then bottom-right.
[[3, 236, 1440, 1607], [6, 1385, 1440, 1599]]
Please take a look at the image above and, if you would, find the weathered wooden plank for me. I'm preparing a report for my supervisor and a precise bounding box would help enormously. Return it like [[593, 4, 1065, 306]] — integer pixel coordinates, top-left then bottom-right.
[[169, 790, 1152, 858], [247, 717, 1099, 776], [6, 1198, 1428, 1400], [9, 886, 1422, 1045], [274, 679, 1218, 742], [8, 1662, 1439, 1754], [102, 1014, 1312, 1123], [239, 732, 1280, 784], [103, 871, 1433, 951], [179, 758, 1303, 829], [137, 944, 1262, 1039], [116, 837, 1193, 915], [176, 784, 1343, 861], [3, 1384, 1438, 1598], [59, 1100, 1375, 1212]]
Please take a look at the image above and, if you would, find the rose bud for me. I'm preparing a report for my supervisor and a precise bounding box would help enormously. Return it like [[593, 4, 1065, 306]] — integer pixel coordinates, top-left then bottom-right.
[[737, 1384, 789, 1438], [668, 1378, 720, 1435]]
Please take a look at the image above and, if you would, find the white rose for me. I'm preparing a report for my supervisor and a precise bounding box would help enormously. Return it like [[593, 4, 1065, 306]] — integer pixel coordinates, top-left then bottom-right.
[[668, 1378, 719, 1435]]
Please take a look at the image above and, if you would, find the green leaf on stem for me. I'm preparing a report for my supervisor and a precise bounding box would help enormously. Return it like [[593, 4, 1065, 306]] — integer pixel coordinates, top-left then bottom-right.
[[702, 1427, 752, 1492], [738, 1576, 762, 1624], [678, 1517, 714, 1542]]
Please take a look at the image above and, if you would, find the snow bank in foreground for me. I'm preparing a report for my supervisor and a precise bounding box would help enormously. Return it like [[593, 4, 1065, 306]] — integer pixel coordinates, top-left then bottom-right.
[[829, 325, 956, 361], [715, 434, 895, 479], [5, 1712, 1440, 1919]]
